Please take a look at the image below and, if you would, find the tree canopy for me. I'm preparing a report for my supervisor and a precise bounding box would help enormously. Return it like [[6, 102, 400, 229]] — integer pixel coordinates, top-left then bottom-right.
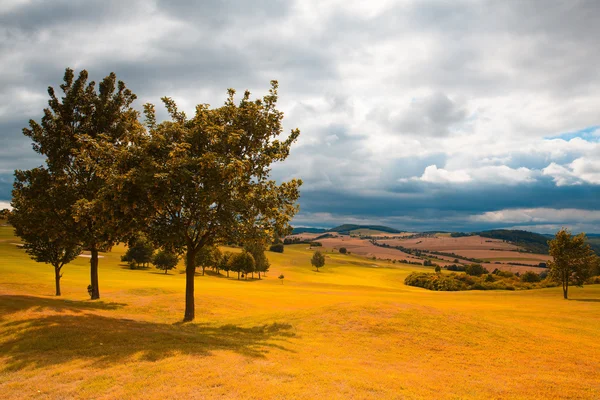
[[311, 250, 325, 272], [10, 167, 82, 296], [547, 229, 599, 299], [108, 81, 301, 321], [18, 68, 143, 299]]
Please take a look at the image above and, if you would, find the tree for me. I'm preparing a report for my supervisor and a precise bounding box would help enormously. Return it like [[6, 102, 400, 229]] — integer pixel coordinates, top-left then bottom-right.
[[123, 235, 155, 268], [21, 68, 142, 299], [311, 250, 325, 272], [547, 229, 599, 299], [434, 265, 442, 273], [10, 167, 82, 295], [339, 247, 347, 254], [244, 241, 270, 279], [220, 251, 233, 277], [153, 249, 179, 274], [195, 246, 222, 276], [117, 81, 301, 321], [228, 251, 255, 280], [269, 243, 284, 253], [278, 274, 285, 284], [0, 209, 11, 220], [465, 264, 488, 276]]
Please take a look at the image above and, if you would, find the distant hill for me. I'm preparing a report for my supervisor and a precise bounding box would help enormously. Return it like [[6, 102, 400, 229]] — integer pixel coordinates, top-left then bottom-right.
[[328, 224, 403, 235], [291, 227, 328, 234], [478, 230, 549, 254]]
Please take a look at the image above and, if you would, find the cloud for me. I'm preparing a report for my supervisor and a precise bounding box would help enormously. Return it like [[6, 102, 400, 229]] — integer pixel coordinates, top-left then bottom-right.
[[1, 0, 599, 232], [0, 200, 12, 210], [543, 157, 600, 186], [471, 208, 600, 224]]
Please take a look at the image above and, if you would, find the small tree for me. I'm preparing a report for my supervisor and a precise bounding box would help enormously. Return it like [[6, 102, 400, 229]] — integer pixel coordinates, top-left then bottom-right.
[[195, 246, 222, 276], [311, 250, 325, 272], [10, 167, 82, 296], [339, 247, 347, 254], [269, 243, 284, 253], [228, 251, 255, 280], [220, 252, 233, 277], [153, 250, 179, 274], [465, 264, 488, 276], [434, 265, 441, 273], [244, 241, 270, 279], [520, 271, 541, 283], [123, 235, 155, 268], [548, 229, 599, 299], [278, 274, 285, 284]]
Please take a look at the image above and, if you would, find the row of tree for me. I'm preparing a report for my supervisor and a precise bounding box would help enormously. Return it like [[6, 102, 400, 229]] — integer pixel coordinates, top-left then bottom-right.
[[9, 68, 302, 321]]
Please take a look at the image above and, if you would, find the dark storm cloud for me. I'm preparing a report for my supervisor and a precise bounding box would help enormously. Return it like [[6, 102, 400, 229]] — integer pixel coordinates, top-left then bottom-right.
[[0, 0, 599, 232]]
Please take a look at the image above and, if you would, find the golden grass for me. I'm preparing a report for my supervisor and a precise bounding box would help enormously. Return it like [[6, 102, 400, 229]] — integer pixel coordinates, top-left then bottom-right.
[[1, 225, 600, 399]]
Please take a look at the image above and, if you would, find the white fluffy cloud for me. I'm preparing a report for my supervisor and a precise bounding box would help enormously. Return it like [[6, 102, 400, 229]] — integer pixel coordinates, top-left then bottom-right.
[[403, 164, 536, 185], [543, 157, 600, 186]]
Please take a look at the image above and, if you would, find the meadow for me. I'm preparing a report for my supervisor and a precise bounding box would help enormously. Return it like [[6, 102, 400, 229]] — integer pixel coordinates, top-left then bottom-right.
[[1, 224, 600, 399]]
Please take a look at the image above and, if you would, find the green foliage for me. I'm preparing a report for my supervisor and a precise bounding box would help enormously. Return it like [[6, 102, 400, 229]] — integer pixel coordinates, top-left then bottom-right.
[[520, 271, 541, 283], [278, 274, 285, 284], [17, 68, 142, 300], [269, 243, 284, 253], [311, 250, 325, 271], [244, 241, 270, 278], [478, 229, 550, 253], [111, 81, 301, 321], [405, 272, 557, 292], [547, 228, 599, 299], [10, 167, 82, 296], [195, 246, 223, 276], [465, 264, 488, 276], [228, 251, 255, 280], [152, 250, 178, 274], [434, 265, 442, 273], [219, 251, 233, 277], [339, 247, 347, 254], [123, 235, 155, 269], [0, 209, 11, 220]]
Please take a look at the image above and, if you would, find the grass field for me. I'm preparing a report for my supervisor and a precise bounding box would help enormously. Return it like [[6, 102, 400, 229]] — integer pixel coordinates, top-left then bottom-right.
[[1, 224, 600, 399]]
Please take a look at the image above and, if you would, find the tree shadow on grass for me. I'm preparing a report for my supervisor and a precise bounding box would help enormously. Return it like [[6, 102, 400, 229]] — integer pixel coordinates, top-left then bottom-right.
[[0, 295, 127, 320], [0, 295, 295, 372], [569, 298, 600, 302]]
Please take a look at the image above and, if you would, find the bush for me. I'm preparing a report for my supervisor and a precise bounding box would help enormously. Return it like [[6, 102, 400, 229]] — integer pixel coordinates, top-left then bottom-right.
[[465, 264, 488, 276], [269, 243, 284, 253], [485, 274, 495, 282], [434, 265, 441, 273], [339, 247, 347, 254], [310, 241, 322, 247], [520, 271, 541, 283]]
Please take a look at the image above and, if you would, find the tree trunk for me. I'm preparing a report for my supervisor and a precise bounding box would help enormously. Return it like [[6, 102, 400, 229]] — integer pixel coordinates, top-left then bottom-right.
[[237, 271, 240, 280], [90, 247, 100, 299], [227, 270, 229, 278], [202, 266, 205, 276], [563, 281, 568, 299], [184, 249, 196, 322], [54, 265, 62, 296], [165, 268, 168, 275], [258, 271, 261, 280]]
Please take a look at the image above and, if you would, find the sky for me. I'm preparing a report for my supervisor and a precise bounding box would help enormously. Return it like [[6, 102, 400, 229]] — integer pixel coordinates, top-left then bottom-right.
[[1, 0, 599, 233]]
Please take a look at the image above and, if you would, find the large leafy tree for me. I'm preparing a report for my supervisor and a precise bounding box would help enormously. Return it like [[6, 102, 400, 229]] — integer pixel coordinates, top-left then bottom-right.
[[22, 68, 142, 299], [195, 246, 222, 276], [548, 229, 599, 299], [120, 81, 301, 321], [10, 167, 82, 296]]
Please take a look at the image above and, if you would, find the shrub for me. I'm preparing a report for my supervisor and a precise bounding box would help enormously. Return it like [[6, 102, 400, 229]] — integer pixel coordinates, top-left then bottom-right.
[[269, 243, 284, 253], [339, 247, 347, 254], [520, 271, 541, 283], [435, 265, 441, 273], [485, 274, 495, 282], [465, 264, 488, 276]]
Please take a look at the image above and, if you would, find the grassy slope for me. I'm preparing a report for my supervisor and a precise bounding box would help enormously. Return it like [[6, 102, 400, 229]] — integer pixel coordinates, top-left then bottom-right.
[[1, 225, 600, 399]]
